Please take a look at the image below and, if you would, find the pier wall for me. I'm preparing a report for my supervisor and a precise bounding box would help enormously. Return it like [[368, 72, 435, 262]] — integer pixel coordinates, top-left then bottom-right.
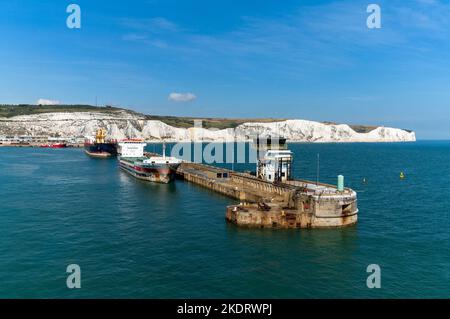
[[177, 163, 293, 203], [181, 169, 250, 201], [177, 162, 358, 229]]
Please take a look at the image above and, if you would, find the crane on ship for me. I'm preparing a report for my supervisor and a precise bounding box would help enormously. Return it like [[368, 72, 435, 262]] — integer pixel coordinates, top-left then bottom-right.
[[95, 128, 107, 144]]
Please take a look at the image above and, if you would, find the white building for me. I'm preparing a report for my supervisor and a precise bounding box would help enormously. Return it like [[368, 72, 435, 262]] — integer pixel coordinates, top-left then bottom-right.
[[253, 136, 293, 183]]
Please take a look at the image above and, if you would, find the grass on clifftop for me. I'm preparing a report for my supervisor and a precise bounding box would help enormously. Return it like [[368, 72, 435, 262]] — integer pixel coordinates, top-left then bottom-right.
[[0, 104, 284, 129], [0, 104, 124, 118], [0, 104, 383, 132], [146, 115, 285, 129]]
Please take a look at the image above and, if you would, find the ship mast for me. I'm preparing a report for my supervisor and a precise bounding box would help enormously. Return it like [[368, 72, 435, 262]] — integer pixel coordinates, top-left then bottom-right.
[[161, 133, 171, 160], [162, 142, 166, 160]]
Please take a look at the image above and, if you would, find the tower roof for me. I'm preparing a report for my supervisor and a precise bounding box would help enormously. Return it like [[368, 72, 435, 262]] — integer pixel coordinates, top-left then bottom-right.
[[252, 135, 287, 150]]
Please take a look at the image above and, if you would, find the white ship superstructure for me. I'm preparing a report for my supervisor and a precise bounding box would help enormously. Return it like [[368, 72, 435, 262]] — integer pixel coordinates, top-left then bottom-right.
[[118, 140, 181, 183]]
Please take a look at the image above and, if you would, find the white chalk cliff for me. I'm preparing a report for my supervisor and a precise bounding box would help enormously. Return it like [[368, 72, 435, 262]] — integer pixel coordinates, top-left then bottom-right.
[[0, 111, 416, 142]]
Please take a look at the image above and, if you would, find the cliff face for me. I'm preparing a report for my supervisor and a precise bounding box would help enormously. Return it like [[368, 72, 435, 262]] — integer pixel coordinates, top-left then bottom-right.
[[0, 111, 416, 142]]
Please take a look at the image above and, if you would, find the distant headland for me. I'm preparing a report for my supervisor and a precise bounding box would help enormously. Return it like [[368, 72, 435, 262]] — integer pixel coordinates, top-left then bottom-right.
[[0, 104, 416, 143]]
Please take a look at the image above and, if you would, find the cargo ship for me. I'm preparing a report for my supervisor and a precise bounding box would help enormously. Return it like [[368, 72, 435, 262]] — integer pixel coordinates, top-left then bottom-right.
[[118, 140, 181, 183], [84, 128, 117, 158]]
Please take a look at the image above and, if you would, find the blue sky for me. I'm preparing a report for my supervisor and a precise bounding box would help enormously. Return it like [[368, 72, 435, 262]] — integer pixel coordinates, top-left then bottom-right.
[[1, 0, 450, 138]]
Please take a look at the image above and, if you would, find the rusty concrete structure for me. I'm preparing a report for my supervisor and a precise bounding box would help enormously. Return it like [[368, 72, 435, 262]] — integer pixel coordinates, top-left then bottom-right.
[[176, 162, 358, 229]]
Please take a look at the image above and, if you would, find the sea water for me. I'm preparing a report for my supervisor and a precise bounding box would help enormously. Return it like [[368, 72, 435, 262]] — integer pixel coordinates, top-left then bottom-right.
[[0, 141, 449, 298]]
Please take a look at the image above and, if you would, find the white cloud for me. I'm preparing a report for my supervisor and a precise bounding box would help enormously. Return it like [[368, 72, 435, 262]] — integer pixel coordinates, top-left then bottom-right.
[[122, 17, 178, 32], [168, 92, 197, 102], [150, 17, 178, 31], [122, 33, 148, 42], [37, 98, 60, 105], [417, 0, 438, 4]]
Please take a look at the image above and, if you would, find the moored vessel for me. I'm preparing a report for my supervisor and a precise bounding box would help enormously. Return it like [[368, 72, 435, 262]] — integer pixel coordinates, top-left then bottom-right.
[[84, 129, 117, 158], [40, 143, 67, 148], [118, 140, 181, 183]]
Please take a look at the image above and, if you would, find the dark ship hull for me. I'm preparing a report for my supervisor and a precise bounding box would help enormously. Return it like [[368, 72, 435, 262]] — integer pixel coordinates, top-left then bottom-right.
[[84, 142, 117, 158], [119, 157, 179, 183]]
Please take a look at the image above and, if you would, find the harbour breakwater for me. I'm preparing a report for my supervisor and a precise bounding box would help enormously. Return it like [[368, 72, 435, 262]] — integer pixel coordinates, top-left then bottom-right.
[[0, 111, 416, 143], [176, 162, 358, 229]]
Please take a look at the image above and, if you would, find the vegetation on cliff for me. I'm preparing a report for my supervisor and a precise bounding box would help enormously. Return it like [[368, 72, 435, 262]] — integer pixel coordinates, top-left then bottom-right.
[[0, 104, 387, 133]]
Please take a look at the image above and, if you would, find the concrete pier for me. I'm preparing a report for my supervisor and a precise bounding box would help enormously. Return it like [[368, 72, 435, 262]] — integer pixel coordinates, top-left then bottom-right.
[[176, 163, 358, 229]]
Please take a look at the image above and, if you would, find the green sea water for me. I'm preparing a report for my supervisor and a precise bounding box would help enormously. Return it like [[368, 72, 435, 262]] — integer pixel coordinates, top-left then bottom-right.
[[0, 141, 449, 298]]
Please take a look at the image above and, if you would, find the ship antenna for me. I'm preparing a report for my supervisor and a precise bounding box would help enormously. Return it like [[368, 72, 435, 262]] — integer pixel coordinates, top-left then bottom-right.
[[163, 140, 166, 159], [316, 153, 320, 186]]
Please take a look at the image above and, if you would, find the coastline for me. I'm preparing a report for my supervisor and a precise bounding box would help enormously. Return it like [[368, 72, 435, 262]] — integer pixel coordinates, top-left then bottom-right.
[[0, 143, 84, 148], [0, 111, 416, 144], [0, 140, 418, 148]]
